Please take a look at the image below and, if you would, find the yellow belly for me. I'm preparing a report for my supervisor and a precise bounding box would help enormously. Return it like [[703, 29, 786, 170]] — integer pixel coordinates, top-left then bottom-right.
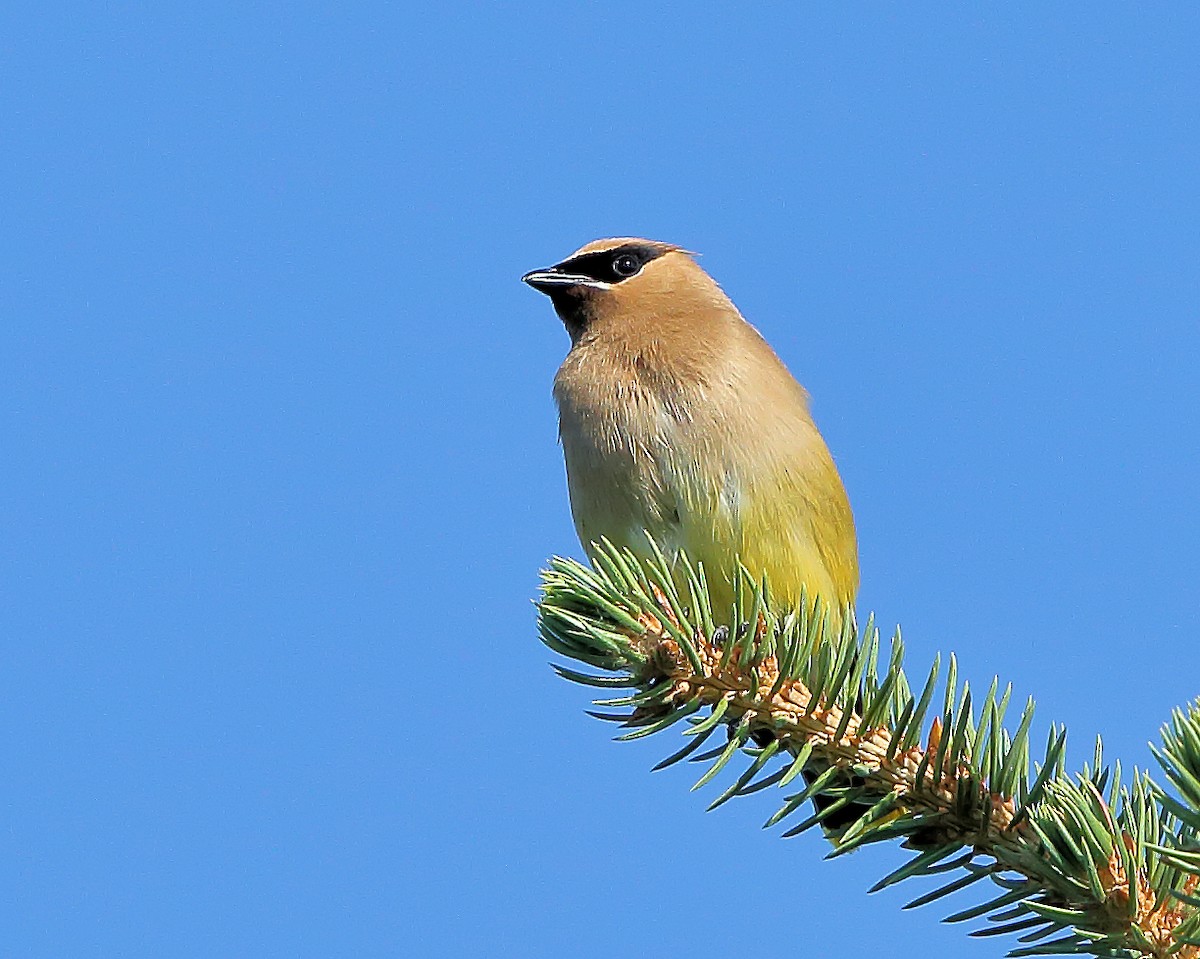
[[569, 444, 858, 628]]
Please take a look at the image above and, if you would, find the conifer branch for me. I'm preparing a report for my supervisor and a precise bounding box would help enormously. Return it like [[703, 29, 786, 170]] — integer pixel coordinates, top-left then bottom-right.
[[536, 541, 1200, 958]]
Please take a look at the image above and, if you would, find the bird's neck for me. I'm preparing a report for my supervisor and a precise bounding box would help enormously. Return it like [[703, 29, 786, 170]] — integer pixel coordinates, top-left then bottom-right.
[[579, 298, 735, 384]]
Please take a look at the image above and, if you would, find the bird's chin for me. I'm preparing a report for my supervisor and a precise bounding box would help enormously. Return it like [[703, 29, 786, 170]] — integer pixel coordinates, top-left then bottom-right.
[[549, 290, 595, 342]]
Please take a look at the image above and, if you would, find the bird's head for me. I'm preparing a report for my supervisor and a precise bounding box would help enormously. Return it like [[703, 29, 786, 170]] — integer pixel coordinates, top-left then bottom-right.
[[523, 238, 722, 344]]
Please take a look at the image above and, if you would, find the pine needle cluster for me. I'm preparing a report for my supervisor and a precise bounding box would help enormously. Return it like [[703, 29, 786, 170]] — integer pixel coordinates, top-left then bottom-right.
[[536, 540, 1200, 958]]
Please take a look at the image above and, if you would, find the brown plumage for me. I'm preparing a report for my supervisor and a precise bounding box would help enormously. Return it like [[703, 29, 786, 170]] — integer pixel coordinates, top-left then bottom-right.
[[525, 237, 858, 623]]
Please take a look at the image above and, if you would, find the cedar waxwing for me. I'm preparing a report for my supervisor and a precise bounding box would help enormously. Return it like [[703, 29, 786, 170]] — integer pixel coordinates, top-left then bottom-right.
[[524, 238, 859, 625]]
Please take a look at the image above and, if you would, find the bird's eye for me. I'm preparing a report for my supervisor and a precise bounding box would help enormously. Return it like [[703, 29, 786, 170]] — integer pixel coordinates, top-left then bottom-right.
[[612, 253, 641, 278]]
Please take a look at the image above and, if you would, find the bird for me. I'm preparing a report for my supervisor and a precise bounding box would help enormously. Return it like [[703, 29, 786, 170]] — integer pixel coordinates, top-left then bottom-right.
[[523, 237, 858, 626], [524, 237, 864, 832]]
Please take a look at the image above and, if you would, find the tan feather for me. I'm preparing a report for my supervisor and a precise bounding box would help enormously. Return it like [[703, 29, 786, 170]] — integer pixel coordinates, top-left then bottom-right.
[[534, 238, 858, 622]]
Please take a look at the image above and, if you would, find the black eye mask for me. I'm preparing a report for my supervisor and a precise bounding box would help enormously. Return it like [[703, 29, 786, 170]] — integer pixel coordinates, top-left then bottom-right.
[[554, 243, 667, 285]]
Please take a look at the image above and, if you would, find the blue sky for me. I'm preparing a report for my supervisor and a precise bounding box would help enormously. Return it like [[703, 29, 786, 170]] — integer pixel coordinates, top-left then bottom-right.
[[4, 4, 1200, 957]]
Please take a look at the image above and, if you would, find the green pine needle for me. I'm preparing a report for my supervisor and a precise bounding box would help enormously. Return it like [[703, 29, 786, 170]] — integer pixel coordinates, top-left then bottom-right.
[[536, 545, 1200, 958]]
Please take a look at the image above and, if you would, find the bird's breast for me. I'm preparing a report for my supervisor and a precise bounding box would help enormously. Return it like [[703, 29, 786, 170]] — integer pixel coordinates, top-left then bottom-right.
[[553, 337, 857, 616], [554, 356, 693, 555]]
